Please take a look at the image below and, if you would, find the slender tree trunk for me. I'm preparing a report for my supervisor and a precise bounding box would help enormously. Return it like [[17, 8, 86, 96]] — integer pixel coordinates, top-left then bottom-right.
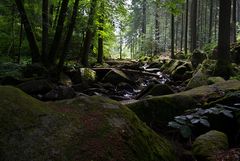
[[53, 0, 61, 29], [17, 18, 23, 64], [180, 6, 184, 51], [49, 4, 54, 27], [42, 0, 49, 65], [141, 0, 147, 54], [97, 15, 104, 64], [81, 0, 97, 66], [214, 0, 232, 79], [48, 0, 69, 65], [58, 0, 80, 73], [15, 0, 41, 63], [154, 2, 160, 55], [171, 14, 175, 59], [231, 0, 237, 43], [184, 0, 189, 55], [208, 0, 213, 43], [190, 0, 198, 52]]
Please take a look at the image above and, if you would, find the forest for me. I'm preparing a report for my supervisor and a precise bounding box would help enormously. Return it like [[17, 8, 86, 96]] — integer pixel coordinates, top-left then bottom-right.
[[1, 0, 240, 160]]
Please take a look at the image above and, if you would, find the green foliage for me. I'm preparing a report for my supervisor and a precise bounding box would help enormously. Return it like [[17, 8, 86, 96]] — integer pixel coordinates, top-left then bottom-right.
[[168, 104, 240, 138]]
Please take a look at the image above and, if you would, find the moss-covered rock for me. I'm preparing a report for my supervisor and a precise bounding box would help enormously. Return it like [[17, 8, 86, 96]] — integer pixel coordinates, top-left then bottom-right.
[[127, 80, 240, 125], [207, 77, 225, 85], [136, 84, 174, 99], [17, 79, 54, 95], [0, 86, 175, 161], [80, 68, 96, 82], [192, 130, 229, 161], [191, 50, 207, 68], [186, 71, 208, 89], [102, 69, 133, 85], [0, 62, 23, 80]]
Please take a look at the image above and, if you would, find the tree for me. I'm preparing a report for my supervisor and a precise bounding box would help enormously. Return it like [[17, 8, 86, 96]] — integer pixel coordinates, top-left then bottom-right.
[[58, 0, 80, 73], [184, 0, 189, 55], [190, 0, 197, 52], [214, 0, 232, 79], [42, 0, 49, 64], [81, 0, 97, 67], [14, 0, 41, 63], [48, 0, 69, 66]]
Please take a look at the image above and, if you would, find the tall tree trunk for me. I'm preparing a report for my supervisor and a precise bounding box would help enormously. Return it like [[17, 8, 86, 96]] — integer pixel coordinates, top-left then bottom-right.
[[17, 18, 23, 64], [81, 0, 97, 66], [154, 2, 160, 55], [171, 14, 175, 59], [15, 0, 41, 63], [52, 0, 61, 29], [190, 0, 198, 52], [97, 14, 104, 64], [42, 0, 49, 65], [184, 0, 189, 55], [48, 0, 69, 65], [208, 0, 213, 43], [180, 5, 184, 51], [58, 0, 80, 73], [141, 0, 147, 54], [231, 0, 237, 43], [214, 0, 232, 79]]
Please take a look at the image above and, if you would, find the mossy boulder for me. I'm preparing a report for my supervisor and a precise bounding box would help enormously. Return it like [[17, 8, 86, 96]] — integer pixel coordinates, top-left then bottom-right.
[[0, 86, 175, 161], [80, 68, 96, 82], [0, 63, 23, 79], [171, 62, 193, 80], [191, 50, 207, 68], [136, 84, 174, 99], [22, 63, 48, 78], [192, 130, 229, 161], [126, 80, 240, 126], [102, 69, 133, 85], [207, 77, 225, 85], [17, 79, 54, 95], [186, 71, 208, 89]]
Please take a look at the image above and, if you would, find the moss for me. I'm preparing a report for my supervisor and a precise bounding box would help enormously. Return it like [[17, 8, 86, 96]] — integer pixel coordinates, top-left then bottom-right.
[[127, 80, 240, 125], [0, 86, 175, 161], [192, 130, 228, 161]]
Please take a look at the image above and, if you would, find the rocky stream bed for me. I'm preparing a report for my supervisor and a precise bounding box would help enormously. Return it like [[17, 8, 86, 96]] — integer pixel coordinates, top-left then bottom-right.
[[1, 58, 240, 161]]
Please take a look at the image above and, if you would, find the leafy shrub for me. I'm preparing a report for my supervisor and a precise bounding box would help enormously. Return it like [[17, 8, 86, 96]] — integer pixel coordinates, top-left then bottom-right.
[[168, 104, 240, 138]]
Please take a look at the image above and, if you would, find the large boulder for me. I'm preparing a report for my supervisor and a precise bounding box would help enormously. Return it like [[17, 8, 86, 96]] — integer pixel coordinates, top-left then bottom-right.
[[17, 79, 54, 95], [192, 130, 229, 161], [0, 86, 175, 161], [126, 80, 240, 126], [136, 84, 174, 99], [102, 69, 133, 85], [191, 50, 207, 68], [0, 62, 23, 79], [186, 71, 208, 90], [22, 63, 48, 78]]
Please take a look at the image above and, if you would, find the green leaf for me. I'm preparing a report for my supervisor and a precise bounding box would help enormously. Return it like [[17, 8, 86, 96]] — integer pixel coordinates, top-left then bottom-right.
[[180, 125, 192, 138], [199, 119, 210, 127], [222, 110, 233, 118], [168, 121, 182, 129]]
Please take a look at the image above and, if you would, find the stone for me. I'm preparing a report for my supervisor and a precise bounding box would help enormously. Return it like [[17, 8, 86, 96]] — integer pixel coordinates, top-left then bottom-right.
[[17, 79, 54, 95], [102, 69, 133, 85], [80, 68, 96, 82], [192, 130, 229, 161], [0, 62, 23, 79], [186, 71, 208, 90], [191, 50, 207, 68], [43, 86, 76, 100], [207, 77, 225, 85], [136, 84, 174, 99], [0, 86, 176, 161], [22, 63, 48, 78], [171, 62, 193, 80], [126, 80, 240, 126]]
